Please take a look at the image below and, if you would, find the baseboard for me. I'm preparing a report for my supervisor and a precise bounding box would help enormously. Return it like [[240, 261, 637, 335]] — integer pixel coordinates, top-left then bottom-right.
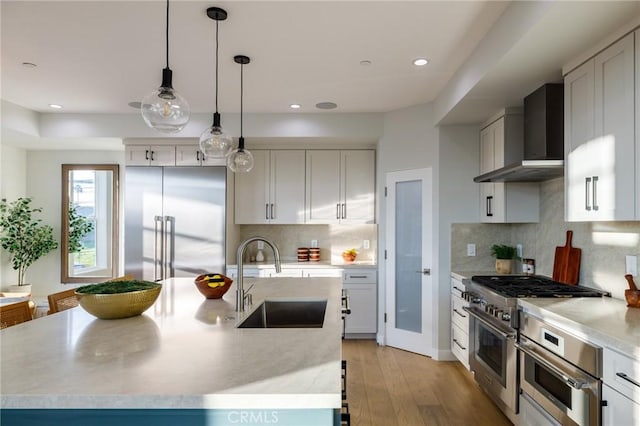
[[434, 349, 457, 361]]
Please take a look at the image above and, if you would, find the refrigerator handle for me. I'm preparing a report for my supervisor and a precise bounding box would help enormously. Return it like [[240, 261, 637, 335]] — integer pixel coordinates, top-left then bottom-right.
[[154, 215, 164, 282], [165, 216, 175, 279]]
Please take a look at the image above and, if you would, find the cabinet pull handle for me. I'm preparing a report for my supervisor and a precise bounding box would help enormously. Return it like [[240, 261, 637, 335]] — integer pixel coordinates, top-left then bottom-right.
[[585, 177, 592, 211], [453, 308, 467, 318], [342, 203, 346, 219], [592, 176, 599, 211], [453, 286, 463, 292], [196, 151, 200, 161], [452, 338, 466, 350], [348, 275, 368, 279], [486, 196, 493, 217], [265, 204, 269, 220], [337, 204, 341, 219], [270, 204, 275, 220], [150, 150, 155, 161], [145, 150, 150, 160], [616, 372, 640, 388]]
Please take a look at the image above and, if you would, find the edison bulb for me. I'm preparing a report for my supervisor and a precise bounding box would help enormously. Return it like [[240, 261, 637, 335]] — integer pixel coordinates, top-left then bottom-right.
[[199, 124, 234, 159], [141, 86, 190, 133], [227, 149, 254, 173]]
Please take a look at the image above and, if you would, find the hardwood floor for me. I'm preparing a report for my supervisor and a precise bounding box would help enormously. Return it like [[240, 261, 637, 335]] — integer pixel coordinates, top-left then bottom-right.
[[342, 340, 512, 426]]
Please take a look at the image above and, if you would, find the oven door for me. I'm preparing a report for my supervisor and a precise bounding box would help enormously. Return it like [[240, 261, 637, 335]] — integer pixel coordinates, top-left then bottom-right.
[[517, 335, 601, 426], [464, 306, 518, 416]]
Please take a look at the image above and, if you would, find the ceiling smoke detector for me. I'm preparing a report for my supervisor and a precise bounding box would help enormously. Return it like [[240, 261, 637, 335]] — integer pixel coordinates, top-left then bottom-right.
[[315, 102, 337, 110]]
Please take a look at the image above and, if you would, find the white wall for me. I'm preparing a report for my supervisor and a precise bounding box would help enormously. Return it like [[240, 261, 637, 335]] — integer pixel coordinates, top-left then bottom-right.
[[23, 150, 125, 297]]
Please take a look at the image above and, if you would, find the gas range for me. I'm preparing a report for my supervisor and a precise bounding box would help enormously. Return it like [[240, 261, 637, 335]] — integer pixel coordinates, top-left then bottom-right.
[[465, 275, 608, 330]]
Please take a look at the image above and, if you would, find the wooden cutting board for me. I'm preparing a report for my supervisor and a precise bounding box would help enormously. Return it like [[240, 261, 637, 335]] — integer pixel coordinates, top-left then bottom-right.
[[552, 230, 581, 285]]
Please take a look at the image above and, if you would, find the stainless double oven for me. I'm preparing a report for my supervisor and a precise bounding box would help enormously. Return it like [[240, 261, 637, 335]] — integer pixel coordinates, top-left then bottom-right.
[[465, 276, 606, 426]]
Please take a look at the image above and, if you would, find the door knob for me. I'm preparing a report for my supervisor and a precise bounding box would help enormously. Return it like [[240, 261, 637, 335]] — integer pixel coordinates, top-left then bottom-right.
[[416, 268, 431, 275]]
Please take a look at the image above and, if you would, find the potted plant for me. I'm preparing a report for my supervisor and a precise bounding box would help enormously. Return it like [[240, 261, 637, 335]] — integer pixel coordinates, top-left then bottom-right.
[[490, 244, 517, 274], [0, 197, 58, 292]]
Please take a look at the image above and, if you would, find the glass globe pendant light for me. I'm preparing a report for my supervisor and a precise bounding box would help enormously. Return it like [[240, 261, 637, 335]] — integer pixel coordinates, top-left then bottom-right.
[[227, 55, 254, 173], [141, 0, 190, 133], [199, 7, 234, 159]]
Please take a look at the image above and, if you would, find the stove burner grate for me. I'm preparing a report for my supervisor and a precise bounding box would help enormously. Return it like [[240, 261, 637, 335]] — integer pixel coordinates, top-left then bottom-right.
[[471, 275, 606, 298]]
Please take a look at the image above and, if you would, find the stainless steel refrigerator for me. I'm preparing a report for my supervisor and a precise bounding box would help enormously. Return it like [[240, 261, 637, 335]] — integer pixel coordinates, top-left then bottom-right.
[[124, 166, 226, 281]]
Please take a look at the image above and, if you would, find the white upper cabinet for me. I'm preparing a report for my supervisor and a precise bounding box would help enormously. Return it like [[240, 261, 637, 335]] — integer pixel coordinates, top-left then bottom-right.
[[565, 32, 635, 221], [125, 145, 175, 166], [235, 150, 306, 224], [305, 150, 375, 224], [175, 145, 225, 166], [479, 112, 539, 223]]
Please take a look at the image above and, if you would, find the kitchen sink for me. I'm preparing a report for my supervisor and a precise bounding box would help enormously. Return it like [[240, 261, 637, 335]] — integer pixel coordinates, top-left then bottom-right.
[[237, 299, 327, 328]]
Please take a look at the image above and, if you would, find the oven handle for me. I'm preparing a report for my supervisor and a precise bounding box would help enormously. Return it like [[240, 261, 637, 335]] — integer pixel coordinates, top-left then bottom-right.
[[462, 306, 515, 339], [515, 341, 590, 390]]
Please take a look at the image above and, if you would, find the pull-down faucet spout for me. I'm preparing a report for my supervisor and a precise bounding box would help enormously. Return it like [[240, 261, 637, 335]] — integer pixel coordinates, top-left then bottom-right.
[[235, 236, 281, 312]]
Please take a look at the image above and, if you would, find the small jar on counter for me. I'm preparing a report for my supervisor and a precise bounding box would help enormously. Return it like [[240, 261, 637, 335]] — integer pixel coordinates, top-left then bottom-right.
[[522, 258, 535, 275]]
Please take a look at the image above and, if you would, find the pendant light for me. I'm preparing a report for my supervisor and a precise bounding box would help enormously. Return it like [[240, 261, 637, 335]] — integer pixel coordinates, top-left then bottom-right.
[[141, 0, 190, 133], [199, 7, 234, 159], [227, 55, 254, 173]]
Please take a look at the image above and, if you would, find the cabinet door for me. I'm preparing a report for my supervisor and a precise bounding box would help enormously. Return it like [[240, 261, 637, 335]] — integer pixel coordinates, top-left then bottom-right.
[[125, 146, 152, 166], [451, 324, 469, 370], [343, 283, 377, 334], [149, 146, 176, 166], [270, 150, 306, 224], [593, 32, 635, 220], [175, 145, 202, 166], [235, 150, 270, 224], [602, 384, 640, 426], [479, 124, 498, 222], [306, 150, 341, 224], [341, 150, 375, 223]]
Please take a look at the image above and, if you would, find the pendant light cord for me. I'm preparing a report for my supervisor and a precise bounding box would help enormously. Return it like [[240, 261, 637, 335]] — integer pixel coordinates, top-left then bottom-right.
[[165, 0, 169, 69], [215, 19, 219, 113], [240, 62, 244, 137]]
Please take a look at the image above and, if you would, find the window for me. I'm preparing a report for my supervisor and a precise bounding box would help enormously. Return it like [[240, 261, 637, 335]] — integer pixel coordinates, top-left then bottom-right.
[[61, 164, 119, 283]]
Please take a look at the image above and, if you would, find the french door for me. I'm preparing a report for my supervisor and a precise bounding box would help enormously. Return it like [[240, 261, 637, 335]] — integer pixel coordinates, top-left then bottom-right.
[[385, 168, 433, 356]]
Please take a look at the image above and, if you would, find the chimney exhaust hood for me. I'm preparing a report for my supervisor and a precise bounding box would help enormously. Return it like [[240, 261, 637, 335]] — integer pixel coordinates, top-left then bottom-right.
[[474, 83, 564, 183]]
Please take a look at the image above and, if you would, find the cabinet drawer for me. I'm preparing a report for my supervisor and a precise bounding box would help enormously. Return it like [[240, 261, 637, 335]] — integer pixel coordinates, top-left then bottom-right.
[[451, 277, 466, 298], [451, 295, 470, 331], [603, 347, 640, 403], [343, 270, 376, 283], [451, 324, 469, 369]]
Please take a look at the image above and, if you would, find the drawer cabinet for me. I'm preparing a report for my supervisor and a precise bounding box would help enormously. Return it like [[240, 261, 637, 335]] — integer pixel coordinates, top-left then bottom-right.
[[450, 276, 470, 370], [601, 347, 640, 425], [343, 269, 377, 336]]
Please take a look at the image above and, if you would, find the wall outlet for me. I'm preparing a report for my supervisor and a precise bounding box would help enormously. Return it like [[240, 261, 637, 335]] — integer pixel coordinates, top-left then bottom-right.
[[516, 244, 523, 258], [257, 241, 264, 250], [311, 239, 318, 248], [363, 239, 370, 249], [467, 244, 476, 257], [626, 255, 637, 276]]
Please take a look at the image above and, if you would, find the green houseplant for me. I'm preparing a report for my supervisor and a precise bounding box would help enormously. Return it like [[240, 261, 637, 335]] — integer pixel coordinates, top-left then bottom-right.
[[0, 197, 58, 287], [490, 244, 516, 274]]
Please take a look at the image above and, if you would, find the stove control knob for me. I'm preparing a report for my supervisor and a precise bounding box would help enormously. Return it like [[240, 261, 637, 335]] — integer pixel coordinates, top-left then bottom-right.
[[494, 309, 503, 319], [485, 304, 495, 314], [501, 312, 511, 321]]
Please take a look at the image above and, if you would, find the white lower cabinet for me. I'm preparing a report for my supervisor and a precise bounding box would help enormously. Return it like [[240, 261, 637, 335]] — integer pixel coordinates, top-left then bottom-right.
[[343, 270, 377, 336], [602, 346, 640, 426], [450, 276, 470, 370]]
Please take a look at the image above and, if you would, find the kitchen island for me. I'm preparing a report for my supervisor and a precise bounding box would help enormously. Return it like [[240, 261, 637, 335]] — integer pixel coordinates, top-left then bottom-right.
[[1, 277, 343, 426]]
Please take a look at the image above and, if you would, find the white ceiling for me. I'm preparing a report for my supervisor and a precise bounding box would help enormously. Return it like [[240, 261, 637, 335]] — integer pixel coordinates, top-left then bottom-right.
[[1, 1, 639, 124]]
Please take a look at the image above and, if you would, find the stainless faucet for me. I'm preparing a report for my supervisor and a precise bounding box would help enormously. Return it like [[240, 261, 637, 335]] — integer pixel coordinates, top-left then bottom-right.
[[235, 236, 281, 312]]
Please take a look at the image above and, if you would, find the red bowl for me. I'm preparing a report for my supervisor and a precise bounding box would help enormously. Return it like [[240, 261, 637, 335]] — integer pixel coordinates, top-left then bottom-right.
[[194, 274, 233, 299]]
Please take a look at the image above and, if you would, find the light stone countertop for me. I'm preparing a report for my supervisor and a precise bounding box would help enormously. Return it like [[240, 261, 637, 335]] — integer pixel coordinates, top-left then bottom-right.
[[0, 277, 343, 410], [519, 298, 640, 360], [228, 261, 377, 269]]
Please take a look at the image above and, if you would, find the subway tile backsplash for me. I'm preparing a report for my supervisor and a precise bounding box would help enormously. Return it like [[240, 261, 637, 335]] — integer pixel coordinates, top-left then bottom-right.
[[451, 178, 640, 301]]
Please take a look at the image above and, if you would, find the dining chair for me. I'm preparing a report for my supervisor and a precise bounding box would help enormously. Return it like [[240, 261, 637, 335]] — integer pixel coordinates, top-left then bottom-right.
[[0, 300, 33, 329], [47, 288, 79, 315]]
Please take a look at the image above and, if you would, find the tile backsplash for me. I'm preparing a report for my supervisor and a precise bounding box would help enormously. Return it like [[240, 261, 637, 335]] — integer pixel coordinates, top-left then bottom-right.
[[238, 224, 377, 264], [451, 178, 640, 300]]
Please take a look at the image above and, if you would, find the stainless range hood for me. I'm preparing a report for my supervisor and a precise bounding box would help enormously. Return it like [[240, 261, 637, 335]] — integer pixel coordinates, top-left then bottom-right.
[[474, 83, 564, 183]]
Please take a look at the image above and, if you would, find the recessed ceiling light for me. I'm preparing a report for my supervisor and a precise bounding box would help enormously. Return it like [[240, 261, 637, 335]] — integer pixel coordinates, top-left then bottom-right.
[[360, 60, 372, 66], [290, 104, 301, 109], [22, 62, 37, 68], [413, 58, 429, 66], [48, 104, 63, 109], [315, 102, 337, 110]]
